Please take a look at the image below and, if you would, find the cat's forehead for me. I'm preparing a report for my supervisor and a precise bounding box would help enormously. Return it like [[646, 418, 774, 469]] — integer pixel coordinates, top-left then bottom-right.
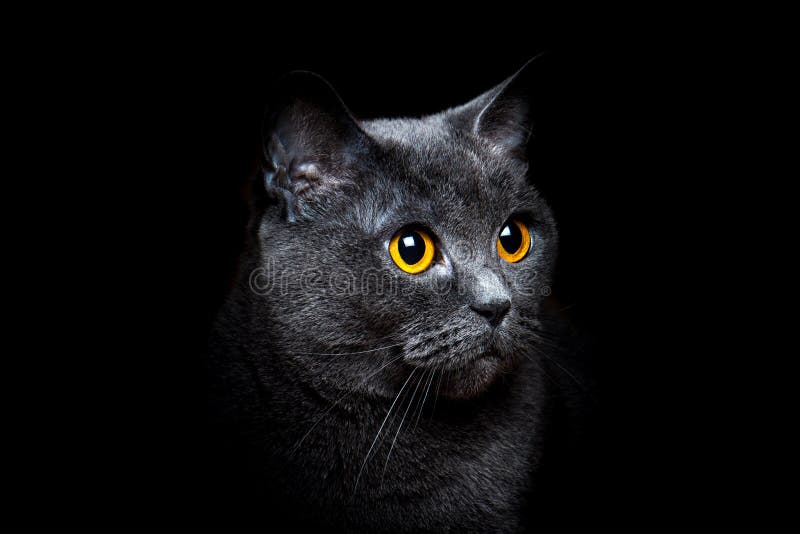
[[360, 117, 536, 231]]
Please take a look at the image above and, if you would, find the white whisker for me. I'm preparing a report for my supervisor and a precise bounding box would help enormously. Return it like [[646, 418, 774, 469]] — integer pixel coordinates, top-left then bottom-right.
[[288, 341, 406, 357], [413, 367, 436, 431], [431, 363, 444, 420], [290, 351, 405, 456], [528, 344, 596, 402], [354, 367, 418, 493], [381, 371, 426, 485]]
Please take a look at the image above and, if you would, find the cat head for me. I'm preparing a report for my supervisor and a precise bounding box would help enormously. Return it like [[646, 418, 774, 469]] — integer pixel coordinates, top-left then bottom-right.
[[249, 59, 557, 400]]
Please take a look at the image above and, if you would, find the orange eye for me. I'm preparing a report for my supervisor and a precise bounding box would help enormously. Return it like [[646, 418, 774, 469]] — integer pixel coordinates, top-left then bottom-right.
[[390, 228, 435, 274], [497, 219, 531, 263]]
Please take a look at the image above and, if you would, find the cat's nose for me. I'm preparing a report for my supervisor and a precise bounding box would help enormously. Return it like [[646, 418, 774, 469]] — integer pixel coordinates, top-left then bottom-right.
[[466, 268, 511, 327], [470, 298, 511, 327]]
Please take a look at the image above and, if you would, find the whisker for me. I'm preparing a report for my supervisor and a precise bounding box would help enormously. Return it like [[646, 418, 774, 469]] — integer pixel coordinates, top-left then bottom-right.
[[354, 367, 418, 493], [530, 335, 571, 355], [517, 350, 563, 390], [374, 369, 416, 452], [290, 351, 405, 456], [381, 371, 425, 486], [407, 367, 430, 415], [430, 364, 444, 420], [444, 367, 451, 400], [528, 344, 597, 404], [413, 367, 436, 431], [516, 319, 574, 355], [286, 341, 406, 357]]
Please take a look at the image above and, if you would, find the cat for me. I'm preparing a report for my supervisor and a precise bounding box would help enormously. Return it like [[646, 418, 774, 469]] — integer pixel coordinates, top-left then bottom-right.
[[207, 58, 591, 532]]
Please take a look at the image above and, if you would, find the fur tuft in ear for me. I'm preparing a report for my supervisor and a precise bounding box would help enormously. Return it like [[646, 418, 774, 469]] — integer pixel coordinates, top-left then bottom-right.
[[449, 56, 541, 160], [262, 71, 369, 221]]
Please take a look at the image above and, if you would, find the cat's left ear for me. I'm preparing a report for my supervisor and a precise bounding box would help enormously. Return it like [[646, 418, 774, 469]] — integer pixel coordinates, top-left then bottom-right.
[[261, 71, 371, 221], [449, 57, 540, 160]]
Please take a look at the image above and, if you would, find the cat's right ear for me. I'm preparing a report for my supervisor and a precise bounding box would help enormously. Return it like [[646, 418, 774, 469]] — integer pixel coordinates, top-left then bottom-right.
[[448, 57, 541, 161], [260, 72, 369, 222]]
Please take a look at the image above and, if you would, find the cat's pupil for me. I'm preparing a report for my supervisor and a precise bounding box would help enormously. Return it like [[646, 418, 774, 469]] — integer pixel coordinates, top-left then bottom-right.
[[398, 231, 426, 265], [499, 223, 523, 254]]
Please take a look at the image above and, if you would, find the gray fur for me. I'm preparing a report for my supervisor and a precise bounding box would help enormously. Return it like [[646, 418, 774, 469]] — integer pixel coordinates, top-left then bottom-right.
[[209, 59, 563, 531]]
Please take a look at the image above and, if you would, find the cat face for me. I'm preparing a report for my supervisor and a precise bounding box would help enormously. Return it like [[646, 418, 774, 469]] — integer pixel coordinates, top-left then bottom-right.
[[252, 61, 557, 400]]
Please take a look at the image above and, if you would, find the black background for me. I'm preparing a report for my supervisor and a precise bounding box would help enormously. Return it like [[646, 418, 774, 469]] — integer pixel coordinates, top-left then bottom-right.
[[6, 8, 725, 528]]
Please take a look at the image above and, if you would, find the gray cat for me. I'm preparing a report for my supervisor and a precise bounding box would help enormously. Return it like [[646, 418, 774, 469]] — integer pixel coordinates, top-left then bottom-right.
[[208, 59, 585, 531]]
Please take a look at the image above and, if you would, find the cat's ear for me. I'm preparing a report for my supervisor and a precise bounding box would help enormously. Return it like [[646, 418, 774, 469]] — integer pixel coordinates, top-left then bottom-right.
[[261, 71, 369, 221], [449, 57, 540, 160]]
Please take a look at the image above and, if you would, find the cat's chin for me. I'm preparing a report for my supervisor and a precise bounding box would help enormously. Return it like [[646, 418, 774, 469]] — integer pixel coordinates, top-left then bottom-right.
[[434, 352, 513, 400]]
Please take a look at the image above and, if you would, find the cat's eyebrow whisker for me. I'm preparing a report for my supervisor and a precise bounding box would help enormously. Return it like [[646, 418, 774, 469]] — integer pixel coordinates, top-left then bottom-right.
[[290, 351, 406, 456], [354, 367, 418, 494], [381, 370, 426, 487]]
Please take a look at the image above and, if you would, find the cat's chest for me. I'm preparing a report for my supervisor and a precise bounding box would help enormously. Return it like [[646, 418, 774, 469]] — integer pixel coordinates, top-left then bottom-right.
[[262, 367, 546, 530]]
